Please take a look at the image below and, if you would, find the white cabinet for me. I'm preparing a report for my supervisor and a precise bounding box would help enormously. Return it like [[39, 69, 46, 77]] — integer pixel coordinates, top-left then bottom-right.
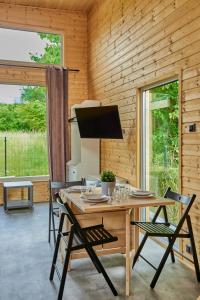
[[67, 100, 100, 181]]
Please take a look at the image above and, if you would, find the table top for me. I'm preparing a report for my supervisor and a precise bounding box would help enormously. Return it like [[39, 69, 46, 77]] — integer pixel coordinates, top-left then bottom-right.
[[60, 189, 175, 213], [3, 181, 33, 188]]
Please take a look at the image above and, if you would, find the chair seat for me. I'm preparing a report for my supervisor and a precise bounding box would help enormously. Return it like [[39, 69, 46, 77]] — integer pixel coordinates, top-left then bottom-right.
[[83, 224, 118, 246], [62, 224, 118, 250], [132, 222, 175, 236]]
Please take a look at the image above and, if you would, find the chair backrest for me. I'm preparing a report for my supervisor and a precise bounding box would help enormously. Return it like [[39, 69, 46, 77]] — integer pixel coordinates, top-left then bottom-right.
[[49, 178, 86, 196], [164, 187, 192, 205], [66, 178, 86, 188], [49, 181, 68, 199], [50, 181, 68, 190], [164, 187, 196, 230], [54, 193, 87, 243]]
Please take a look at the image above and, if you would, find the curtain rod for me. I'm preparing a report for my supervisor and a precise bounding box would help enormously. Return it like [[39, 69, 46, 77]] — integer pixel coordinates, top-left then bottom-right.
[[0, 60, 79, 72]]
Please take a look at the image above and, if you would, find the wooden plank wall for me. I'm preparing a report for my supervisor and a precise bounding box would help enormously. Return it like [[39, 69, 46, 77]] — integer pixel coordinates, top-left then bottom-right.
[[0, 3, 88, 202], [87, 0, 200, 260]]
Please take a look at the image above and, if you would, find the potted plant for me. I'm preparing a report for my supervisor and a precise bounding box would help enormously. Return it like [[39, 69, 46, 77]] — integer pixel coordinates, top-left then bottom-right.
[[100, 170, 116, 196]]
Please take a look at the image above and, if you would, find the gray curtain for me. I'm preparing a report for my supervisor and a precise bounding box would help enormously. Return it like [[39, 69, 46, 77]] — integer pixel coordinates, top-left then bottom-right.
[[46, 66, 69, 181]]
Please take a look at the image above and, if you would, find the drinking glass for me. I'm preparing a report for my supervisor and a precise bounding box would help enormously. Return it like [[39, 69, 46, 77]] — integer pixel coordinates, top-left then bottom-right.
[[119, 185, 125, 200], [124, 185, 130, 200], [113, 187, 120, 202], [81, 186, 86, 197], [108, 187, 113, 197]]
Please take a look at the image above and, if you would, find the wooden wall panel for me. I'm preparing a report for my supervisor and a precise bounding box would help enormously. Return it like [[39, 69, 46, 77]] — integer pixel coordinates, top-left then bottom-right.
[[0, 0, 96, 12], [88, 0, 200, 261]]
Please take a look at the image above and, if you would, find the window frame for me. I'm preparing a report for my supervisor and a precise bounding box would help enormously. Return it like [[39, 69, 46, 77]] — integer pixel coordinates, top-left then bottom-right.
[[0, 26, 63, 179], [139, 77, 180, 224], [0, 26, 63, 67], [140, 77, 179, 192]]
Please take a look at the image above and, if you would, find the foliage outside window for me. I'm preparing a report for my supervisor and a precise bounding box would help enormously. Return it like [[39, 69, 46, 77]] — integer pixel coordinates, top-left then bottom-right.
[[0, 28, 61, 64], [143, 81, 179, 224]]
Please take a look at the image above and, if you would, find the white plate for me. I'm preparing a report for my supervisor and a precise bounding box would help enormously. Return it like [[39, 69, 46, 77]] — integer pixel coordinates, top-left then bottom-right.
[[85, 194, 104, 200], [83, 198, 109, 203], [67, 186, 87, 192], [131, 190, 153, 196], [129, 193, 154, 198], [82, 195, 109, 203]]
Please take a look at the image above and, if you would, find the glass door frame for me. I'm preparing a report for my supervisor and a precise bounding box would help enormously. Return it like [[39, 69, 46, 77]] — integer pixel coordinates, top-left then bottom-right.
[[139, 77, 180, 221]]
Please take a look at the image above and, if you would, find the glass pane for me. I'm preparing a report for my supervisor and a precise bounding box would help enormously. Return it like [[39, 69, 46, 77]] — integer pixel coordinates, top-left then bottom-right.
[[144, 81, 179, 224], [0, 28, 61, 64], [0, 84, 48, 177]]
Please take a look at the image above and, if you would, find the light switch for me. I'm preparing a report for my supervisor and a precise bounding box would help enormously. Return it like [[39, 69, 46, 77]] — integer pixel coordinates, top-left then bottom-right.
[[189, 123, 196, 132]]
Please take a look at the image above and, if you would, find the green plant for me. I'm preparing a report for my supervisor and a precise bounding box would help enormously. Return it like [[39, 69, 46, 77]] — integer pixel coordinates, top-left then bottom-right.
[[100, 170, 116, 182]]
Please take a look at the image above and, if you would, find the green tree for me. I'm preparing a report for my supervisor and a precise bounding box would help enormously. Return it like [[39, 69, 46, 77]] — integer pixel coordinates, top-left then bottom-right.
[[19, 33, 61, 131], [29, 33, 61, 65], [151, 81, 179, 166], [20, 86, 46, 103], [0, 104, 19, 131]]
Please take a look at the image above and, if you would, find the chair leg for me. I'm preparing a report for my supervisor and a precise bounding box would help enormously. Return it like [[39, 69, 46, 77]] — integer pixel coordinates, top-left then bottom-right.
[[132, 233, 148, 269], [85, 246, 118, 296], [48, 198, 52, 243], [57, 230, 74, 300], [51, 204, 57, 245], [86, 247, 102, 273], [163, 206, 175, 263], [50, 214, 65, 280], [187, 216, 200, 281], [168, 237, 175, 263], [150, 238, 176, 289]]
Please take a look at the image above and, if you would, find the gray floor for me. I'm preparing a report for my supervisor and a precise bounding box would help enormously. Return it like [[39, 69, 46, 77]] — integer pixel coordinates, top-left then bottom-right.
[[0, 203, 200, 300]]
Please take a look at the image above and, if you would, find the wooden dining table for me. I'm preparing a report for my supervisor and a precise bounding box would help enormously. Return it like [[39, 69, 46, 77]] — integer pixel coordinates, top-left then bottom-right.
[[60, 188, 174, 296]]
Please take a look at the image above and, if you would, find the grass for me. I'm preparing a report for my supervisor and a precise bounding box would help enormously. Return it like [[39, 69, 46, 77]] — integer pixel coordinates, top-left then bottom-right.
[[149, 166, 179, 224], [0, 131, 48, 177]]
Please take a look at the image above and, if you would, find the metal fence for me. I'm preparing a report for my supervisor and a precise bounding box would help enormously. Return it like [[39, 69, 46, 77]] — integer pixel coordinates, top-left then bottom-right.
[[0, 132, 48, 177]]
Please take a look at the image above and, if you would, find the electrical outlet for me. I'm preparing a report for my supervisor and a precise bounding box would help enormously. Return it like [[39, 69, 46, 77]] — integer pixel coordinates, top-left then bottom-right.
[[186, 244, 193, 254]]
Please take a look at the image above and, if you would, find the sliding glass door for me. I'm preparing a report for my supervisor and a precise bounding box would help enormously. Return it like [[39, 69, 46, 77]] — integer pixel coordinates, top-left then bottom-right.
[[141, 80, 179, 224]]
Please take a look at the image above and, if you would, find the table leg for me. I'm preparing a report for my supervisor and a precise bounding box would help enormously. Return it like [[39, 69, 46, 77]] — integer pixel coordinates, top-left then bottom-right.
[[133, 208, 140, 253], [125, 209, 132, 296], [68, 201, 72, 271]]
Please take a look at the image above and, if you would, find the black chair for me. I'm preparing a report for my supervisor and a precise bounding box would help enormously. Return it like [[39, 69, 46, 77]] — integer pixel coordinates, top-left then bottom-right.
[[48, 179, 86, 244], [50, 193, 118, 300], [131, 187, 200, 288]]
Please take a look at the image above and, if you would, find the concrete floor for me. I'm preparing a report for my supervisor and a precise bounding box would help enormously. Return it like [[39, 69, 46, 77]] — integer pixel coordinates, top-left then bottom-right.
[[0, 203, 200, 300]]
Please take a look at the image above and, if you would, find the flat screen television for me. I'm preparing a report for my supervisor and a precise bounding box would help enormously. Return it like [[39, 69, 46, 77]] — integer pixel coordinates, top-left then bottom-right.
[[75, 105, 123, 139]]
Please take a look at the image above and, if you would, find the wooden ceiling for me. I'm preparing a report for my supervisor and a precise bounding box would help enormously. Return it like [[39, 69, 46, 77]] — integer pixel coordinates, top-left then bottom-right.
[[0, 0, 97, 11]]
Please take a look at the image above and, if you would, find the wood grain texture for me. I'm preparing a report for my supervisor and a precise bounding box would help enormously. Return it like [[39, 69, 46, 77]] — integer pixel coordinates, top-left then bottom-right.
[[0, 0, 96, 12], [60, 189, 175, 213], [88, 0, 200, 261]]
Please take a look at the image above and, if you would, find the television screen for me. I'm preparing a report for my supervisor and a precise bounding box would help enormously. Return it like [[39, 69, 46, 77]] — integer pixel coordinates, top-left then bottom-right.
[[75, 105, 123, 139]]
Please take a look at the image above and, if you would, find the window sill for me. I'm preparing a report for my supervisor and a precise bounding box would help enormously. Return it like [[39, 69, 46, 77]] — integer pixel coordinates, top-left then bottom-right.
[[0, 175, 49, 182]]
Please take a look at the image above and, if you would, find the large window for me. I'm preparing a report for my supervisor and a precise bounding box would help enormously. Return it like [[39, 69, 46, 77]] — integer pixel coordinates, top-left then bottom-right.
[[0, 84, 48, 177], [141, 80, 179, 224], [0, 28, 62, 64], [0, 28, 62, 178]]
